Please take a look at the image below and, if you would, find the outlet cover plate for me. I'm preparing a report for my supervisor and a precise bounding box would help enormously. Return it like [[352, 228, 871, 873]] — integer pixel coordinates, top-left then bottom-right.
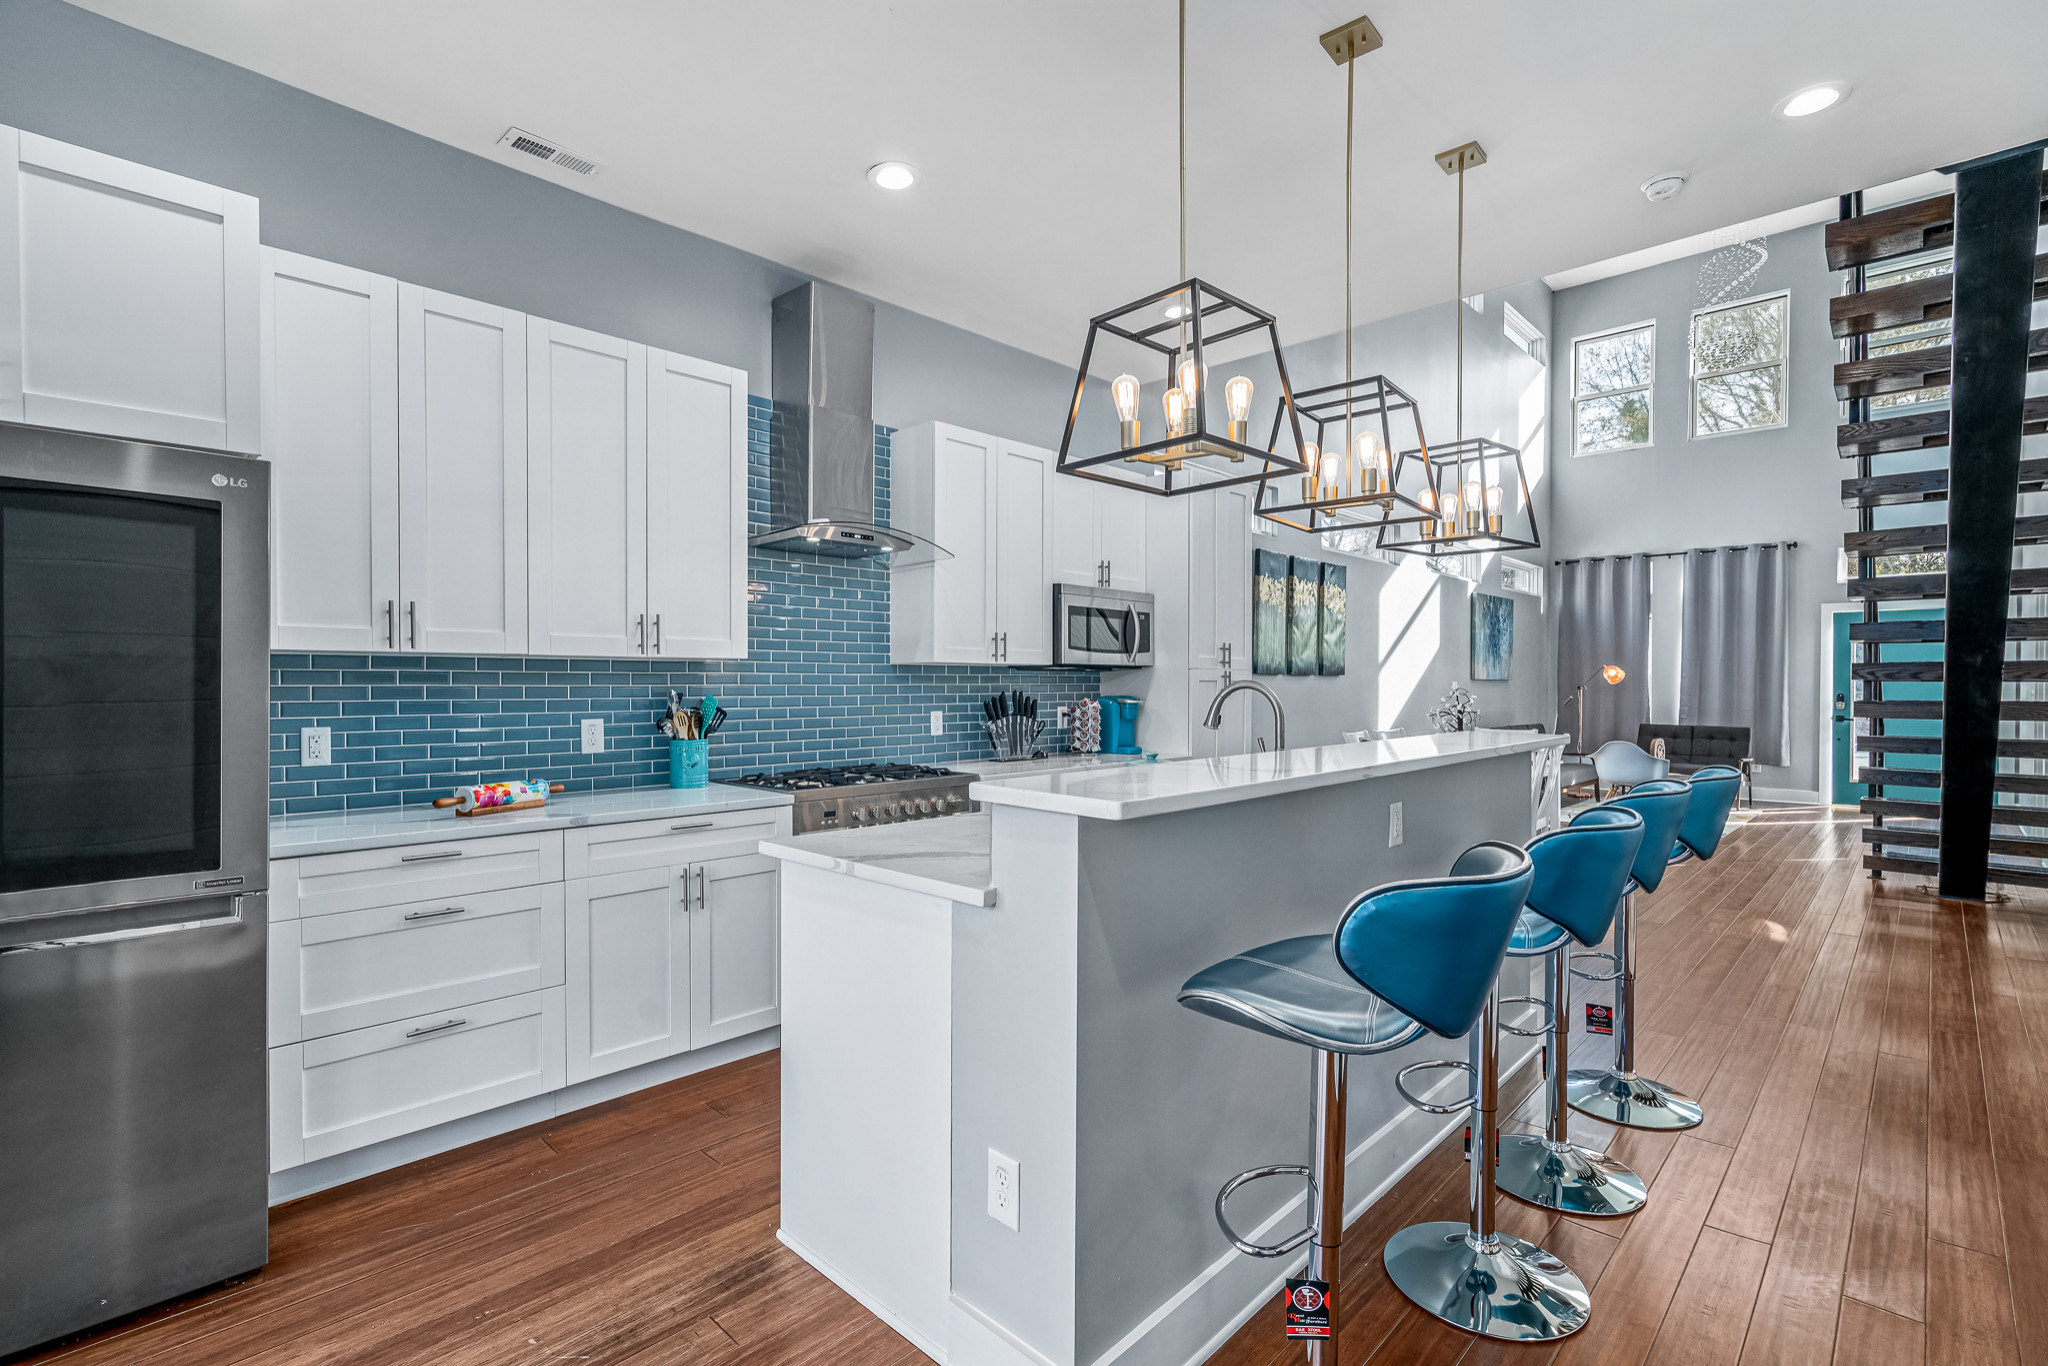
[[580, 718, 604, 753], [299, 726, 332, 767], [987, 1149, 1019, 1231], [1389, 801, 1404, 847]]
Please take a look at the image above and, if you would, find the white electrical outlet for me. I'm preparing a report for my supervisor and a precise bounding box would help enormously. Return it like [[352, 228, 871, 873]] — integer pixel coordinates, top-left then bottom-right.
[[299, 726, 332, 767], [1056, 705, 1071, 728], [987, 1149, 1020, 1230], [1389, 801, 1404, 847], [580, 718, 604, 753], [931, 709, 945, 735]]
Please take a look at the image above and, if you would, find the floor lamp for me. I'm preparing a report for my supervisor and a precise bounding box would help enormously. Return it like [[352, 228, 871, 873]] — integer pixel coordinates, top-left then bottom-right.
[[1569, 664, 1626, 754]]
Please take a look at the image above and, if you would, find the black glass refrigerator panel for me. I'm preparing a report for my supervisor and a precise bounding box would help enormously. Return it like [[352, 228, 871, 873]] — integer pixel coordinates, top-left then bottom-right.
[[0, 481, 223, 893]]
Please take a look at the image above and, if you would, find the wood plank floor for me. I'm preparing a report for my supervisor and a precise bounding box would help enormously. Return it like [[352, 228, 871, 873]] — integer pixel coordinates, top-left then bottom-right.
[[16, 806, 2045, 1366]]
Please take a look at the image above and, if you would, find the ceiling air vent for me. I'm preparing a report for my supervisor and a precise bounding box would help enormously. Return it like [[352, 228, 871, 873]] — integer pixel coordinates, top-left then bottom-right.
[[496, 127, 605, 178]]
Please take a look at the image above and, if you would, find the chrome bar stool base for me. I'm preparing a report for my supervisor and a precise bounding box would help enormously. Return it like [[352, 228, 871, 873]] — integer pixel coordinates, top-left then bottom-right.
[[1496, 1132, 1648, 1217], [1383, 1222, 1592, 1342], [1565, 1067, 1704, 1131]]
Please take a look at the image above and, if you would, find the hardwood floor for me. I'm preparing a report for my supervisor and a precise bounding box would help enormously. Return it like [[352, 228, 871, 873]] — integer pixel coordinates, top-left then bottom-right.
[[15, 807, 2044, 1366]]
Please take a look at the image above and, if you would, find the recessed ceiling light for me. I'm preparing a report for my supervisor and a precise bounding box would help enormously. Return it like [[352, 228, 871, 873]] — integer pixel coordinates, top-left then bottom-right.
[[1161, 302, 1188, 320], [1640, 172, 1688, 203], [1775, 82, 1849, 119], [867, 161, 918, 190]]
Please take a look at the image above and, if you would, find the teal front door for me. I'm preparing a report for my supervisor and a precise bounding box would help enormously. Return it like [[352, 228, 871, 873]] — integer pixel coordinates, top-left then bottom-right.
[[1832, 607, 1944, 804]]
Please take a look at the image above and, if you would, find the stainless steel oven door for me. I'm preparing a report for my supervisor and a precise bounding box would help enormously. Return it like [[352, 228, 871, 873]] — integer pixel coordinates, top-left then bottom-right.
[[0, 422, 270, 925], [1052, 584, 1154, 668]]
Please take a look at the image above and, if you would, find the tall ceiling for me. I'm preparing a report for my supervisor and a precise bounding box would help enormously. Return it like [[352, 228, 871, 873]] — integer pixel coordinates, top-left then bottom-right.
[[75, 0, 2048, 362]]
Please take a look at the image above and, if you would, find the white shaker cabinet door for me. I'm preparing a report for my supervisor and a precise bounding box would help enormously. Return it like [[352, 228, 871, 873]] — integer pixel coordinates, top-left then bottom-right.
[[1100, 482, 1149, 593], [647, 349, 748, 661], [527, 320, 648, 658], [1212, 483, 1253, 667], [1049, 474, 1101, 590], [991, 440, 1052, 665], [927, 427, 996, 662], [689, 853, 780, 1047], [398, 286, 528, 654], [565, 868, 690, 1084], [0, 127, 258, 451], [260, 250, 398, 652]]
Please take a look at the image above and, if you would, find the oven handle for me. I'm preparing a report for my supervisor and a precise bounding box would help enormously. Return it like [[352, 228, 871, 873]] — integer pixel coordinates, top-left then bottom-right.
[[0, 905, 246, 954]]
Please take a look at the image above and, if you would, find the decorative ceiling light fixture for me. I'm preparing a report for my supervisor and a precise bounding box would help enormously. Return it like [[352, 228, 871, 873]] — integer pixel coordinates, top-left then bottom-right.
[[1054, 0, 1311, 497], [1377, 140, 1540, 557], [1256, 14, 1437, 539]]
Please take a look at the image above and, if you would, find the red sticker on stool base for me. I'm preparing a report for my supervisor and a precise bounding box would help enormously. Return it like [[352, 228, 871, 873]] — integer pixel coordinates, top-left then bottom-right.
[[1585, 1002, 1614, 1035], [1284, 1278, 1331, 1338]]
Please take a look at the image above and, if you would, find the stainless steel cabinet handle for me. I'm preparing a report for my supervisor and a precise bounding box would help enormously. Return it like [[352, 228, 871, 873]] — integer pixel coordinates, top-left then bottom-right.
[[670, 820, 715, 832], [403, 905, 467, 922], [991, 633, 999, 659], [408, 601, 418, 649], [400, 848, 464, 863], [404, 1017, 467, 1039], [697, 866, 707, 910], [652, 614, 662, 654], [385, 600, 396, 649], [637, 613, 647, 654], [1000, 631, 1007, 661]]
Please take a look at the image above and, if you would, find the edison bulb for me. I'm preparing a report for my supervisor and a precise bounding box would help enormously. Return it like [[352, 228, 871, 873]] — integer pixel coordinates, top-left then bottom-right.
[[1175, 352, 1208, 413], [1355, 431, 1387, 494], [1486, 483, 1504, 533], [1301, 441, 1320, 501], [1162, 385, 1189, 436], [1112, 373, 1141, 450]]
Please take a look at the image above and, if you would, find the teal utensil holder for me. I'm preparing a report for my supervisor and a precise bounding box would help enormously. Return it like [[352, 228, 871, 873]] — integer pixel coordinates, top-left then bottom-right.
[[670, 738, 709, 789]]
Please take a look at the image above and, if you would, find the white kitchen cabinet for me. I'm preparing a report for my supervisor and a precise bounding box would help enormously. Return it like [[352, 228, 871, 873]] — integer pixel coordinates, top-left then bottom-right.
[[0, 127, 258, 451], [528, 320, 649, 657], [565, 866, 690, 1084], [260, 250, 398, 652], [1052, 477, 1148, 592], [691, 853, 780, 1046], [890, 422, 1052, 665], [647, 348, 748, 660], [398, 285, 528, 654], [1189, 483, 1253, 672]]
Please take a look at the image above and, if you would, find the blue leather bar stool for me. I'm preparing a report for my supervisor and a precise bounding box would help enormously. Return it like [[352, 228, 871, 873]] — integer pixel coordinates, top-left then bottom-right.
[[1179, 841, 1592, 1354], [1668, 766, 1744, 868], [1495, 806, 1650, 1218], [1564, 779, 1703, 1130]]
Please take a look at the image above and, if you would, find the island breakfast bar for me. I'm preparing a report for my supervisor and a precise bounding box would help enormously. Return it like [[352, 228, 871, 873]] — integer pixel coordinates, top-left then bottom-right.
[[766, 730, 1568, 1366]]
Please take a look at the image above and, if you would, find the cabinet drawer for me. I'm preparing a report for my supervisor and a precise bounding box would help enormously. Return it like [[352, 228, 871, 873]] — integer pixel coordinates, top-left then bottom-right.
[[565, 806, 789, 879], [292, 830, 564, 919], [271, 987, 565, 1169], [288, 883, 564, 1041]]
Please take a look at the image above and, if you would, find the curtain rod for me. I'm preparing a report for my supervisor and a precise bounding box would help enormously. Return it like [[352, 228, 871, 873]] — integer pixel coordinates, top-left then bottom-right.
[[1552, 540, 1797, 566]]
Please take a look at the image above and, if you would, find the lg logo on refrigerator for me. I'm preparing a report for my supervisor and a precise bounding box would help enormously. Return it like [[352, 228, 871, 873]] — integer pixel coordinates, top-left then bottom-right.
[[210, 473, 249, 489]]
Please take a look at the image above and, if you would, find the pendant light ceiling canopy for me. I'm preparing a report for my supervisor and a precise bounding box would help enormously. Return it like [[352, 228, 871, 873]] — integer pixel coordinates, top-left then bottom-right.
[[1054, 0, 1311, 498], [1376, 141, 1541, 557]]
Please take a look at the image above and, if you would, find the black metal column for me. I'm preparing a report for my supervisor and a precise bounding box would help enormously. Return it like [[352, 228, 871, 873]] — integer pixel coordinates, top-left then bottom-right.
[[1938, 147, 2044, 901]]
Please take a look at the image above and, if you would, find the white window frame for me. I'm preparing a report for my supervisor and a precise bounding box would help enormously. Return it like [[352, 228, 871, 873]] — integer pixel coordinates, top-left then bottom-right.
[[1688, 289, 1790, 441], [1500, 555, 1544, 604], [1570, 320, 1656, 457], [1502, 302, 1545, 365]]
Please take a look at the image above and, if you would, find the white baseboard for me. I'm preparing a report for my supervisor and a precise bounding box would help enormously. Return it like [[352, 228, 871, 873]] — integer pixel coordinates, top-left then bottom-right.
[[778, 1227, 946, 1364], [267, 1027, 779, 1205], [1751, 787, 1822, 805], [950, 1294, 1063, 1366]]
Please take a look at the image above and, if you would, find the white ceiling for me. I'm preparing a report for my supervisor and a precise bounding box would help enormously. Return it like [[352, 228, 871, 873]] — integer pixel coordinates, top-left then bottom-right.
[[75, 0, 2048, 364]]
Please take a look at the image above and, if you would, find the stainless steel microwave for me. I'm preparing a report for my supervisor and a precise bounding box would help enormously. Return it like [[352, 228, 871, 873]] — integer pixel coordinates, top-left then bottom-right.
[[1052, 584, 1153, 668]]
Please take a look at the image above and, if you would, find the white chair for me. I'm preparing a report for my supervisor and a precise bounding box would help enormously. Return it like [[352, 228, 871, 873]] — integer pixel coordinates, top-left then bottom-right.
[[1590, 740, 1668, 797]]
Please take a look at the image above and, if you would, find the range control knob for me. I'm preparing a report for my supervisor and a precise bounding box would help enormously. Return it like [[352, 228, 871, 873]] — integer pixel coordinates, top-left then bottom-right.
[[882, 802, 900, 820], [916, 799, 934, 815], [944, 793, 965, 807], [851, 806, 869, 824]]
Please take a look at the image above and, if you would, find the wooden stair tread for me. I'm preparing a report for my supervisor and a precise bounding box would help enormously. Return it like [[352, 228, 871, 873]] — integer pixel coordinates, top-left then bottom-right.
[[1844, 514, 2048, 556], [1859, 795, 2048, 826], [1841, 452, 2048, 507], [1858, 849, 2048, 888], [1859, 734, 2048, 760], [1857, 825, 2048, 859], [1844, 618, 2048, 642], [1829, 252, 2048, 337], [1836, 393, 2048, 458], [1857, 766, 2048, 795], [1850, 566, 2048, 600], [1854, 696, 2048, 721], [1824, 172, 2048, 269], [1851, 657, 2048, 682], [1832, 327, 2048, 401]]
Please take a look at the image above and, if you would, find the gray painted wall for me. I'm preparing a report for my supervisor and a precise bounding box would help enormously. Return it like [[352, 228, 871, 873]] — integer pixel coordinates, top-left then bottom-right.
[[1548, 223, 1853, 796], [0, 0, 1086, 450]]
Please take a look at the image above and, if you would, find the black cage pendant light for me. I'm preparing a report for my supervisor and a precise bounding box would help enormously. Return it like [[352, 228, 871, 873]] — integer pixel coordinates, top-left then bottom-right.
[[1376, 142, 1541, 557], [1054, 0, 1312, 497], [1257, 15, 1437, 537]]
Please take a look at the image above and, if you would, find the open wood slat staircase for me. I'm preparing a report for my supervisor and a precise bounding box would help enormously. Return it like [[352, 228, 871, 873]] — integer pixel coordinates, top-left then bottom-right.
[[1829, 162, 2048, 892]]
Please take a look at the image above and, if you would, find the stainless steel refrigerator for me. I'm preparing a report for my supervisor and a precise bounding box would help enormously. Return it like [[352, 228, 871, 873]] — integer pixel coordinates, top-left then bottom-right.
[[0, 421, 270, 1356]]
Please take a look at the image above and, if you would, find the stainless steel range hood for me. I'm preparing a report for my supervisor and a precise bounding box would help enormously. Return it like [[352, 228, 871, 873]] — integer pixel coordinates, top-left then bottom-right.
[[751, 281, 949, 564]]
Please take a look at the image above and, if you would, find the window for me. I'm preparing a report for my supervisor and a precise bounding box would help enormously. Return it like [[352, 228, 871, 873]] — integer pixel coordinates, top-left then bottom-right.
[[1500, 556, 1543, 601], [1572, 322, 1654, 455], [1690, 291, 1788, 437], [1502, 303, 1545, 365]]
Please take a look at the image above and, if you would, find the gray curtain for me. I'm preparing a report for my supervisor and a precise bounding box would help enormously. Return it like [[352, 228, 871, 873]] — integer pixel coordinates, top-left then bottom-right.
[[1679, 544, 1790, 766], [1555, 556, 1651, 753]]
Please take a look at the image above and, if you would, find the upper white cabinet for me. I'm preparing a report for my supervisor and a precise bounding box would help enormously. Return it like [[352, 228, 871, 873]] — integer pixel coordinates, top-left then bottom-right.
[[399, 285, 528, 654], [1189, 484, 1253, 672], [1052, 477, 1148, 593], [528, 321, 648, 658], [528, 322, 749, 660], [0, 127, 258, 451], [647, 349, 748, 661], [890, 422, 1052, 666], [261, 250, 398, 652]]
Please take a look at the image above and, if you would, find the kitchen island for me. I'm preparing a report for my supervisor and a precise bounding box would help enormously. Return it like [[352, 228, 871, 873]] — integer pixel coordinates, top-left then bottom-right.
[[764, 730, 1567, 1366]]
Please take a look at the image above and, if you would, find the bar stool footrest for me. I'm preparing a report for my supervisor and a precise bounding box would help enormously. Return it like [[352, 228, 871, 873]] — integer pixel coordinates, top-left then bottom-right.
[[1394, 1058, 1477, 1115], [1498, 994, 1554, 1038], [1568, 950, 1622, 983], [1214, 1164, 1318, 1258]]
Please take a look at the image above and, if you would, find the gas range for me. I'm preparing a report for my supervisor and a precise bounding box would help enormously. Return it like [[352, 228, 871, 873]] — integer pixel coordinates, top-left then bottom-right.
[[732, 763, 974, 834]]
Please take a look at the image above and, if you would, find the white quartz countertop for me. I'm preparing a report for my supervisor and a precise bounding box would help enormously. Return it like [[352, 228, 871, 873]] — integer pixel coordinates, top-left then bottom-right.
[[967, 730, 1568, 821], [759, 814, 994, 906], [945, 753, 1167, 779], [270, 783, 793, 858]]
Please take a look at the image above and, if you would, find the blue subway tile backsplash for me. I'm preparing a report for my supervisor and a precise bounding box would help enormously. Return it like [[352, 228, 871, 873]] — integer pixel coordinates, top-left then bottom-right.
[[269, 402, 1100, 815]]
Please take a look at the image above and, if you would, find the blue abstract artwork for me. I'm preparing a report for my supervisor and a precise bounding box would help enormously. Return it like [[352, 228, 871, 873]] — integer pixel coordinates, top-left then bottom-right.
[[1471, 592, 1514, 680]]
